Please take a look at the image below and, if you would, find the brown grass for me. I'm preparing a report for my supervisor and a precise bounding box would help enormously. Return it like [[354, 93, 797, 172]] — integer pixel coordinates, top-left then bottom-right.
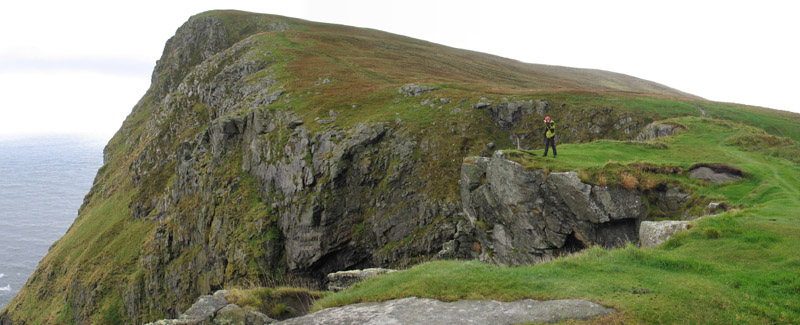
[[640, 176, 658, 191], [620, 173, 639, 190]]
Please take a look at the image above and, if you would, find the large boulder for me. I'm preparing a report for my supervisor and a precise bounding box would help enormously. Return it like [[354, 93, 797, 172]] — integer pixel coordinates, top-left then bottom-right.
[[639, 221, 691, 247], [326, 268, 397, 291], [147, 290, 275, 325], [689, 164, 742, 183], [214, 304, 274, 325]]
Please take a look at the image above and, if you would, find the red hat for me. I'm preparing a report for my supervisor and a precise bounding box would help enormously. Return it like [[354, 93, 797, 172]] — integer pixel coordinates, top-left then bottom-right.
[[545, 116, 551, 121]]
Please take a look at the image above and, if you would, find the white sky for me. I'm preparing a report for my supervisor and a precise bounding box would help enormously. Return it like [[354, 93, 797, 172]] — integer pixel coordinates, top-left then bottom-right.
[[1, 0, 798, 140]]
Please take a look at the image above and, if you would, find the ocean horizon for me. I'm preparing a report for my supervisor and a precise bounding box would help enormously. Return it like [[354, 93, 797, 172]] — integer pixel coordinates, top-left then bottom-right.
[[0, 135, 105, 309]]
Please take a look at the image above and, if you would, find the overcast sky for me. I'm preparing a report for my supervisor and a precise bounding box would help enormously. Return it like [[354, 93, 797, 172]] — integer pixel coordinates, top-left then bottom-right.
[[1, 0, 798, 140]]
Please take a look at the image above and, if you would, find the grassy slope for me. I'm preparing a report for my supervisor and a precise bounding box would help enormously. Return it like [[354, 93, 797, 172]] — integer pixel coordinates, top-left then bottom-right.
[[4, 10, 800, 323], [314, 117, 800, 324]]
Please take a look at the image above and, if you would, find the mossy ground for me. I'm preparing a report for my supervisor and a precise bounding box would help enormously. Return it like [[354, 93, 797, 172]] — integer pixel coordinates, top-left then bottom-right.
[[313, 117, 800, 323]]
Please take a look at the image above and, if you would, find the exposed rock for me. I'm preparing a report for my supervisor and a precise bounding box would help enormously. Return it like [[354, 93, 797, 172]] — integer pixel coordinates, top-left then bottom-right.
[[276, 297, 615, 324], [472, 102, 490, 109], [314, 77, 331, 86], [639, 221, 690, 247], [689, 166, 742, 183], [398, 84, 438, 97], [653, 187, 690, 216], [635, 123, 686, 141], [487, 100, 549, 128], [326, 268, 397, 291], [461, 151, 646, 265], [148, 290, 275, 325], [214, 304, 274, 325], [708, 202, 730, 213], [179, 290, 230, 322], [146, 290, 232, 324]]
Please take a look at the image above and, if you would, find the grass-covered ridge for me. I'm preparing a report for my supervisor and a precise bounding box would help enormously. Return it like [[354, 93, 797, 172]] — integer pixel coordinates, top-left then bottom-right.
[[313, 117, 800, 323], [4, 9, 800, 324]]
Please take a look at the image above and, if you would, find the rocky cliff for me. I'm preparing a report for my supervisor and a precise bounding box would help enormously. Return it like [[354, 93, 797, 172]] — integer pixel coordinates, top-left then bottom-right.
[[457, 151, 646, 265], [1, 10, 708, 324]]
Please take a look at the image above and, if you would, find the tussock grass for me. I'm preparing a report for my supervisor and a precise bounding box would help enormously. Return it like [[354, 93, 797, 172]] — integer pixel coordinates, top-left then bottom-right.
[[226, 286, 328, 320]]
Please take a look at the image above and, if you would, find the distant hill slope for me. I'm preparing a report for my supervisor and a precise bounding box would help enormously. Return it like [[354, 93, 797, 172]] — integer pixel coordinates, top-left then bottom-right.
[[3, 10, 799, 324], [196, 11, 701, 98]]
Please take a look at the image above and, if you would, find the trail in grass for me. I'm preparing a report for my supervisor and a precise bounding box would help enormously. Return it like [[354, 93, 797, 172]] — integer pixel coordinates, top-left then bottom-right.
[[731, 150, 799, 196]]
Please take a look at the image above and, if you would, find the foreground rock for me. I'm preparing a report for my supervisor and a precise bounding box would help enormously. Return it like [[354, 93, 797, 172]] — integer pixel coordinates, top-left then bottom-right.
[[639, 221, 691, 247], [327, 268, 397, 291], [147, 290, 274, 325], [277, 297, 615, 325]]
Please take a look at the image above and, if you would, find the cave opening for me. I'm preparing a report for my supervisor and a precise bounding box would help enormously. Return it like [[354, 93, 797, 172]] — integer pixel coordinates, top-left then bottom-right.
[[562, 232, 587, 253]]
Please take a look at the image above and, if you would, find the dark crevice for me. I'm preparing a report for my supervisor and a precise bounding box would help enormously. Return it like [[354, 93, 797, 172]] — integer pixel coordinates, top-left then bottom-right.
[[562, 232, 587, 253]]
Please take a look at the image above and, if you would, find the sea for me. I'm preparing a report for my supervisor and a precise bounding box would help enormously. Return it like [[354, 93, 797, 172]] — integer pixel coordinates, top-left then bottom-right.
[[0, 135, 105, 310]]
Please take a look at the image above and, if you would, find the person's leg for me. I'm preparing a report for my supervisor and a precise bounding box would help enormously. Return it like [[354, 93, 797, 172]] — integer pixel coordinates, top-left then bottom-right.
[[543, 138, 550, 156], [552, 138, 557, 157]]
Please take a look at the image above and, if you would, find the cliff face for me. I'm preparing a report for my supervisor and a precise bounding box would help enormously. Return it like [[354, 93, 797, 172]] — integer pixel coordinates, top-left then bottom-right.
[[458, 151, 646, 265], [2, 10, 706, 324]]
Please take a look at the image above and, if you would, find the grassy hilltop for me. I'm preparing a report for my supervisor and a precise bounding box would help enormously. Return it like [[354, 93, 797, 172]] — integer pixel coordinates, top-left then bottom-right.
[[2, 10, 799, 324]]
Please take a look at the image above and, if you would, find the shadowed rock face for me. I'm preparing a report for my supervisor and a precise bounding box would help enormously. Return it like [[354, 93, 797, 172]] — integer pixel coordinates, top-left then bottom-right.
[[459, 151, 646, 265]]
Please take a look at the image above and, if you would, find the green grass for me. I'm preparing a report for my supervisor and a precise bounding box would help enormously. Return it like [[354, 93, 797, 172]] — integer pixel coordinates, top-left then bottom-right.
[[6, 9, 800, 324], [314, 117, 800, 323]]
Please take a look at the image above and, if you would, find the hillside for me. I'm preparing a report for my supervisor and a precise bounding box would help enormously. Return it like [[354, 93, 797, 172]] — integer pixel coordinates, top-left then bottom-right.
[[314, 117, 800, 323], [2, 10, 799, 324]]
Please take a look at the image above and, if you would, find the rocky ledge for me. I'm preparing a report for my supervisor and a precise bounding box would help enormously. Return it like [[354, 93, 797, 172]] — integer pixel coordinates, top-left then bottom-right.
[[456, 151, 646, 265], [147, 290, 274, 325], [276, 297, 615, 325]]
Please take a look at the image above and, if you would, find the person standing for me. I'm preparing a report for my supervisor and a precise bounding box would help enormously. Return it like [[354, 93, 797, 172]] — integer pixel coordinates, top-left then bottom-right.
[[543, 116, 557, 157]]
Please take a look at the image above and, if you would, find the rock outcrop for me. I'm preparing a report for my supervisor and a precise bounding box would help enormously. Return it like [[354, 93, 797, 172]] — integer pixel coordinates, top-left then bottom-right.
[[459, 151, 647, 265], [635, 122, 686, 141], [639, 221, 691, 248], [652, 186, 691, 217], [488, 99, 549, 127], [326, 268, 396, 292], [276, 297, 616, 325], [147, 290, 274, 325], [398, 84, 438, 97], [689, 164, 743, 183]]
